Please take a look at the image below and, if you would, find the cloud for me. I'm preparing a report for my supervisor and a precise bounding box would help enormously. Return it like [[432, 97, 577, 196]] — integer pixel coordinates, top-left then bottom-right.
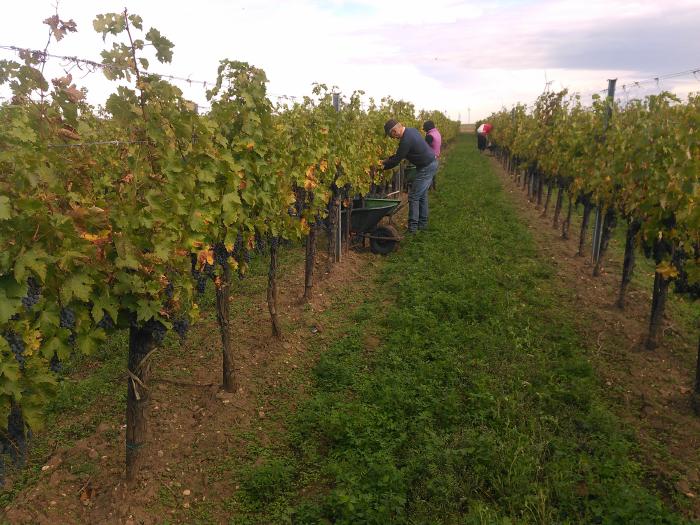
[[3, 0, 699, 122]]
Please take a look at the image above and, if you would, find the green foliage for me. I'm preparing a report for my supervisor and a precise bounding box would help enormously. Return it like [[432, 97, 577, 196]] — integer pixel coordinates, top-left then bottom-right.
[[489, 91, 700, 281], [0, 7, 459, 442]]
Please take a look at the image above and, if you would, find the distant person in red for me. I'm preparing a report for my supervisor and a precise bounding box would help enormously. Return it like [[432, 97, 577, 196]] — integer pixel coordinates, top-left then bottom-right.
[[422, 120, 441, 158], [476, 122, 492, 152]]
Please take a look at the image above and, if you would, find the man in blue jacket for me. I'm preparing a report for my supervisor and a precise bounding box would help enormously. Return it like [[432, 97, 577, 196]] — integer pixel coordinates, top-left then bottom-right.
[[382, 119, 439, 233]]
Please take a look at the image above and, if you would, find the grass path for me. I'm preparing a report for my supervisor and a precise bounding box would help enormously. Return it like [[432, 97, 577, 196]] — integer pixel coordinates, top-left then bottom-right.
[[234, 134, 692, 524]]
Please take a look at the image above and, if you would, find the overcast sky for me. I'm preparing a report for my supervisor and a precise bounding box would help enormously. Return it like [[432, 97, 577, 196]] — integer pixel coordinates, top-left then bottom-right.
[[3, 0, 700, 122]]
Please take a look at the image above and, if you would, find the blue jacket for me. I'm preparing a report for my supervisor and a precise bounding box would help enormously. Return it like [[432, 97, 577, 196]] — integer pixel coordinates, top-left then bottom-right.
[[382, 127, 436, 170]]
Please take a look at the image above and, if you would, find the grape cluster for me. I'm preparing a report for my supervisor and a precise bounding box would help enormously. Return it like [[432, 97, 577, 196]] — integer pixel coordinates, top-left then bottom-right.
[[60, 307, 77, 347], [173, 318, 190, 340], [191, 261, 215, 295], [49, 354, 62, 374], [145, 319, 167, 343], [213, 243, 230, 267], [59, 308, 76, 330], [165, 282, 175, 301], [21, 276, 41, 310], [4, 332, 26, 370], [97, 312, 115, 331], [255, 235, 266, 255], [233, 233, 243, 257]]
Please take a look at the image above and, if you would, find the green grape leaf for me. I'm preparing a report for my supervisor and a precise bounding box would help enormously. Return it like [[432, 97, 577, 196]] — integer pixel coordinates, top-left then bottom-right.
[[0, 289, 21, 324], [60, 273, 94, 303], [14, 246, 51, 282], [0, 363, 22, 391], [128, 14, 143, 30], [76, 331, 105, 355], [0, 196, 12, 220], [91, 294, 119, 325], [145, 28, 174, 63]]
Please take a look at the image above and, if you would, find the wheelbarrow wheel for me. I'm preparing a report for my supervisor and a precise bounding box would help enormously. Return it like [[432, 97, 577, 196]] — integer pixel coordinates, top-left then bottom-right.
[[370, 225, 399, 255]]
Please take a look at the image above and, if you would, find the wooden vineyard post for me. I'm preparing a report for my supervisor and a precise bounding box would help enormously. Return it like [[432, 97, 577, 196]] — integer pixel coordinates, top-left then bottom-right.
[[215, 260, 236, 392], [552, 182, 564, 228], [591, 79, 618, 276], [126, 324, 157, 482], [693, 329, 700, 415], [267, 237, 281, 337], [578, 196, 593, 256], [541, 179, 553, 216], [562, 195, 573, 239], [617, 220, 641, 309], [593, 206, 617, 276], [304, 222, 317, 301], [646, 270, 671, 350], [343, 187, 353, 256]]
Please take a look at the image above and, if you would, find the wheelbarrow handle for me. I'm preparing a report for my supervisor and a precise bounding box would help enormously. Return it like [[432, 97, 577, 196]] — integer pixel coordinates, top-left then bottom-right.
[[388, 202, 405, 217]]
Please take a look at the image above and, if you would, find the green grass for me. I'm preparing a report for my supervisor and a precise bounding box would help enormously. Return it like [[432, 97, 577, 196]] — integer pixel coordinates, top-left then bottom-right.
[[231, 134, 693, 524]]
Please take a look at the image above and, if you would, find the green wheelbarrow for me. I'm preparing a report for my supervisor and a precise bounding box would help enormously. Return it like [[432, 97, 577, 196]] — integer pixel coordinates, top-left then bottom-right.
[[341, 198, 404, 255]]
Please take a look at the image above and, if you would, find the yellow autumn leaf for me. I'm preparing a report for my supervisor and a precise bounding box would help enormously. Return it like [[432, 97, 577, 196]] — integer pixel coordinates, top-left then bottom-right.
[[197, 248, 214, 269], [80, 232, 100, 242], [656, 261, 679, 279], [26, 330, 42, 353]]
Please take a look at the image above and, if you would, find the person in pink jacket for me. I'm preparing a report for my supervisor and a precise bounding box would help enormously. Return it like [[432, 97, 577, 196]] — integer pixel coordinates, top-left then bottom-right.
[[422, 120, 442, 157]]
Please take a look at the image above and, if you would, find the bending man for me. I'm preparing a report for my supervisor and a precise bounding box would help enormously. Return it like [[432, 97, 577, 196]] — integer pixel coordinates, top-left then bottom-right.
[[382, 119, 439, 233]]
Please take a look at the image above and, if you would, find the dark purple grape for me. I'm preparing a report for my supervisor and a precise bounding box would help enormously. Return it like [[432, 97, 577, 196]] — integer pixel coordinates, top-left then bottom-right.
[[213, 243, 229, 266], [97, 312, 115, 331], [203, 262, 215, 276], [255, 235, 266, 254], [145, 319, 166, 343], [165, 282, 174, 301], [196, 273, 208, 295], [59, 308, 76, 330], [173, 318, 189, 339], [49, 354, 62, 374], [233, 233, 243, 257], [4, 332, 25, 370], [21, 277, 41, 310]]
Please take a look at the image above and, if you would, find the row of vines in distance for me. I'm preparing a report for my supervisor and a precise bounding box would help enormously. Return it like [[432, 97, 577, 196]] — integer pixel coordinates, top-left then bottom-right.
[[486, 89, 700, 410]]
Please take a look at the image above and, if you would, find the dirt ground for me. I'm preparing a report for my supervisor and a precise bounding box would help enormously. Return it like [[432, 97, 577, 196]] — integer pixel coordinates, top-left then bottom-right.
[[490, 155, 700, 518]]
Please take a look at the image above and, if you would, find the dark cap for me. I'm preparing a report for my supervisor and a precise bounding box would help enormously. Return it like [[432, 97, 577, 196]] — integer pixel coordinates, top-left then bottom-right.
[[384, 119, 398, 136], [422, 120, 435, 132]]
